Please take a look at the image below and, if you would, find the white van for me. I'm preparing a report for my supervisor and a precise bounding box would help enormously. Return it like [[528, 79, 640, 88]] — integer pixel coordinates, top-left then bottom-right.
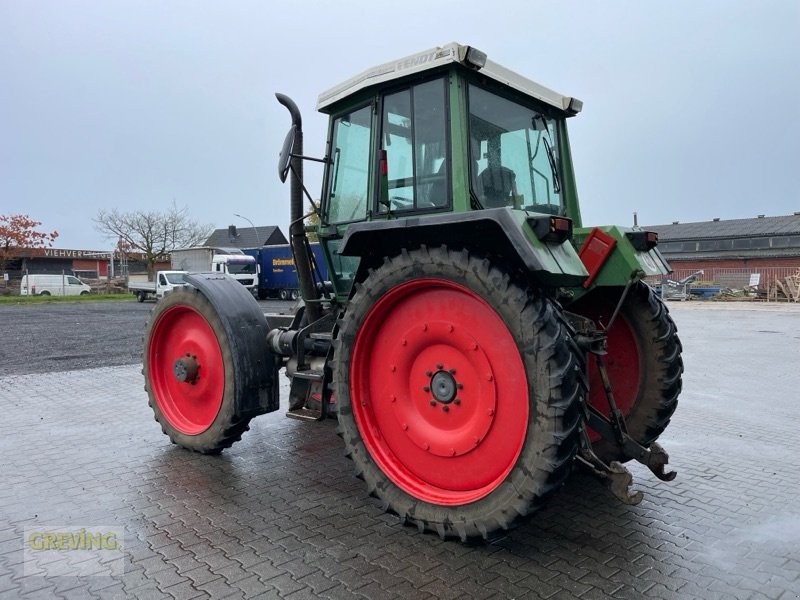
[[20, 274, 92, 297]]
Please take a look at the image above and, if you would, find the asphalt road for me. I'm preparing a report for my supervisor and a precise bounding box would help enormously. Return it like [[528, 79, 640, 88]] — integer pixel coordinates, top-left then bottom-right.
[[0, 298, 295, 377]]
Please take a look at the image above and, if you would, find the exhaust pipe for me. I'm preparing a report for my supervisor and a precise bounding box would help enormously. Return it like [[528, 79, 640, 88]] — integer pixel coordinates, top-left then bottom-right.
[[276, 93, 321, 323]]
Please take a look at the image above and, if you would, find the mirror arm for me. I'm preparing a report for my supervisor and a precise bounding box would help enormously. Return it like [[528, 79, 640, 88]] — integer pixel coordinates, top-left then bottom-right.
[[290, 154, 332, 165]]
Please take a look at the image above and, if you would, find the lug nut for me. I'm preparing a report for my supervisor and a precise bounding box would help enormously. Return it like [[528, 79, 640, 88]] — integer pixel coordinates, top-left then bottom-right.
[[449, 368, 456, 375], [436, 363, 443, 370], [442, 405, 449, 413], [429, 400, 436, 406], [457, 383, 463, 389], [423, 386, 430, 392], [454, 399, 461, 405], [426, 370, 432, 377]]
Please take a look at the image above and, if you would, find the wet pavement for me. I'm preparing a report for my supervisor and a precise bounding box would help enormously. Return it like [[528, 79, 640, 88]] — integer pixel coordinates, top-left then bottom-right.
[[0, 301, 799, 599]]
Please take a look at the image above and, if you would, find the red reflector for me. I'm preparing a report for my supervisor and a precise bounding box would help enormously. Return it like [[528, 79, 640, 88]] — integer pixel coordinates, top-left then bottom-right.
[[379, 149, 388, 176]]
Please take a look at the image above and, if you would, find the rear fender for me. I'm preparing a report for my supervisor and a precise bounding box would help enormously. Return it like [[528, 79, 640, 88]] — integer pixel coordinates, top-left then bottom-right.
[[340, 207, 588, 288], [185, 273, 279, 417]]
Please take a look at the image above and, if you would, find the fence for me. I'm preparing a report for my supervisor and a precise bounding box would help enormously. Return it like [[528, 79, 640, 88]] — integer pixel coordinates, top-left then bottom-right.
[[664, 266, 799, 289]]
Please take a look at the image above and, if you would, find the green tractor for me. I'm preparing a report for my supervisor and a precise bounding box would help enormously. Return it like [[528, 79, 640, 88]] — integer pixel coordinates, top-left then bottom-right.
[[143, 43, 683, 541]]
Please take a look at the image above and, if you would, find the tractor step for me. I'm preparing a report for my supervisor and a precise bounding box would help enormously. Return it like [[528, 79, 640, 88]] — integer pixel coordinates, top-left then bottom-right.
[[286, 407, 324, 421], [292, 369, 324, 381]]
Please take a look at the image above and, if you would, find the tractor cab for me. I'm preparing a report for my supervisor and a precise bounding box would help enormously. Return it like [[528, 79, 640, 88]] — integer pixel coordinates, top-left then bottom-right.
[[312, 43, 590, 301]]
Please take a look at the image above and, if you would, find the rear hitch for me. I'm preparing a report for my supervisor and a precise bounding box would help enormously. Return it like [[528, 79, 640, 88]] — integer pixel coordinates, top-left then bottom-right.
[[576, 430, 643, 505], [565, 305, 677, 503]]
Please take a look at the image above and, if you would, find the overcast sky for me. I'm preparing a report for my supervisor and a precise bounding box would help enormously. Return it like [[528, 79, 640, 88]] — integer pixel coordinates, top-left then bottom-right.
[[1, 0, 798, 250]]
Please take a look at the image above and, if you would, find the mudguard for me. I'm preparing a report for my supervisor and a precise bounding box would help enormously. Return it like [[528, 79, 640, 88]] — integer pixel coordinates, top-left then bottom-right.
[[339, 207, 588, 287], [184, 273, 280, 417]]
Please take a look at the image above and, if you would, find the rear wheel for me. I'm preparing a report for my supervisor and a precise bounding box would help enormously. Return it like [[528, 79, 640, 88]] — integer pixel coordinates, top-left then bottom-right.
[[571, 282, 683, 463], [40, 291, 51, 296], [333, 246, 584, 540], [136, 291, 146, 303], [143, 286, 251, 453]]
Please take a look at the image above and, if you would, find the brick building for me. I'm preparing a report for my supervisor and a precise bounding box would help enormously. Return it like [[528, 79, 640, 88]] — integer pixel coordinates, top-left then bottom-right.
[[648, 213, 800, 287]]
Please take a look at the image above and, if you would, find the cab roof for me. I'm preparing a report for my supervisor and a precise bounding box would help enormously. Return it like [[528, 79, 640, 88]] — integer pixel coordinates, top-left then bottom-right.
[[316, 42, 582, 116]]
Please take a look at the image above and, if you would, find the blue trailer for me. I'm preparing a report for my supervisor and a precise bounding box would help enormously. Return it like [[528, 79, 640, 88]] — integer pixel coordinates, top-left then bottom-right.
[[246, 243, 328, 300]]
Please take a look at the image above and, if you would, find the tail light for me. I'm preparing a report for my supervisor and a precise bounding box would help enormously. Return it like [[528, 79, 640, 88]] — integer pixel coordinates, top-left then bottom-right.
[[529, 215, 573, 243], [626, 230, 659, 251]]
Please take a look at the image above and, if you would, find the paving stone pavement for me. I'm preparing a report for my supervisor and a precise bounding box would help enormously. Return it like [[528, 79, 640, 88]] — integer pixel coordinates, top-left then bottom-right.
[[1, 304, 799, 599]]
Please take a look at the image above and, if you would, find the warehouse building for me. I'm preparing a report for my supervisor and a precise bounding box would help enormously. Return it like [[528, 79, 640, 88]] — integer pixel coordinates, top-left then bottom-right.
[[648, 213, 800, 288]]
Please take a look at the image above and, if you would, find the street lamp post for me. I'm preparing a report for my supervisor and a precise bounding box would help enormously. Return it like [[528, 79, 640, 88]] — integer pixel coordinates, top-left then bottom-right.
[[234, 213, 262, 247]]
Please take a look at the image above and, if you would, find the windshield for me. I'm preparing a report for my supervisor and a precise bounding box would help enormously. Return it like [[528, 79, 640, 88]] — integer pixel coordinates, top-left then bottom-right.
[[165, 273, 186, 285], [226, 262, 256, 275], [468, 84, 563, 215]]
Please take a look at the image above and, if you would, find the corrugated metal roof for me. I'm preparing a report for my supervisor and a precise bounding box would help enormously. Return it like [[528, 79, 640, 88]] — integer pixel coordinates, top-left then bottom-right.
[[647, 214, 800, 240], [660, 247, 800, 261], [205, 226, 287, 249]]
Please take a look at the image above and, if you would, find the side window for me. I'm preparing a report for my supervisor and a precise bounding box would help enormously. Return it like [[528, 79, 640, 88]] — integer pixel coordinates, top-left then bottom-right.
[[67, 276, 81, 285], [380, 78, 448, 212], [326, 105, 372, 224], [159, 274, 167, 285]]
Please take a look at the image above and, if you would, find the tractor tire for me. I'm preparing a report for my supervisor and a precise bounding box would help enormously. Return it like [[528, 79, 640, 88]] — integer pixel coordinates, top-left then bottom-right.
[[142, 286, 252, 454], [333, 246, 585, 541], [571, 281, 683, 463]]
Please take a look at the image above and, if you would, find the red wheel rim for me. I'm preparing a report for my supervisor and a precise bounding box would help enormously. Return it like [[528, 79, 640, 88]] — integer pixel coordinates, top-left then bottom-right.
[[350, 279, 528, 506], [583, 304, 640, 442], [148, 305, 225, 435]]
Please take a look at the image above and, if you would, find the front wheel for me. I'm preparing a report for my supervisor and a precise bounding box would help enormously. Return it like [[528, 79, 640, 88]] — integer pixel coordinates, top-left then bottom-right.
[[333, 246, 584, 540], [142, 286, 252, 453]]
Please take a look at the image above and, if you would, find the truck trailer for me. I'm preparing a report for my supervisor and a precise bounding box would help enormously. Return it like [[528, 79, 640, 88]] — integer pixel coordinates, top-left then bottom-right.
[[246, 243, 328, 300]]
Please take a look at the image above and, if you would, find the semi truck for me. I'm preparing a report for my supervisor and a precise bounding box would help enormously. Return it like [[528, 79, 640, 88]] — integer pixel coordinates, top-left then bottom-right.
[[245, 243, 328, 300], [142, 43, 683, 541], [170, 247, 257, 293]]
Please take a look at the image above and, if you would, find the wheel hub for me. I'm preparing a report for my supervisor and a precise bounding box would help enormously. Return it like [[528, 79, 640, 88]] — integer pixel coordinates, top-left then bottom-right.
[[173, 355, 199, 384], [430, 370, 457, 404]]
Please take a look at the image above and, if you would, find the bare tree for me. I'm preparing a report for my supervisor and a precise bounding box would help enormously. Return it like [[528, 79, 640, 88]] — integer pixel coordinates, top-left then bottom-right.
[[94, 203, 213, 277]]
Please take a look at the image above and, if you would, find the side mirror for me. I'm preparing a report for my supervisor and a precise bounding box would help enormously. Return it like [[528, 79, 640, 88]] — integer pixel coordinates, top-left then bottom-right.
[[278, 125, 296, 183]]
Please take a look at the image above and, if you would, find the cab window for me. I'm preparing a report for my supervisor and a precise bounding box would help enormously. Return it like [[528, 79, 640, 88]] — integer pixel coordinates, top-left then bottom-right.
[[468, 84, 564, 215], [380, 78, 449, 212], [326, 105, 372, 224]]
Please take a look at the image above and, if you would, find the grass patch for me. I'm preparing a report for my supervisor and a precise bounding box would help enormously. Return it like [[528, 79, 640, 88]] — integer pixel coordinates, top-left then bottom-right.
[[0, 293, 136, 305]]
